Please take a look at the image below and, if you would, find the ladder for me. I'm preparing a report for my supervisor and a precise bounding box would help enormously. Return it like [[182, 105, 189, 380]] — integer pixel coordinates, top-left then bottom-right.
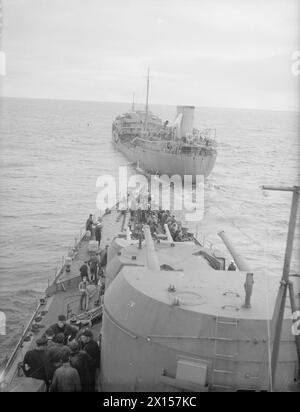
[[211, 316, 239, 391]]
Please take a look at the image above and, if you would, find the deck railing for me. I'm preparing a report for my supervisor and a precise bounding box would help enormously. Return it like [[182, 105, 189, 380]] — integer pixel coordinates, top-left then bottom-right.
[[122, 137, 217, 157]]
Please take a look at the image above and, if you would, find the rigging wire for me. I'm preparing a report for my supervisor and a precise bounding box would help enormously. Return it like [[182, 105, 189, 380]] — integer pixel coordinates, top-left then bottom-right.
[[204, 189, 292, 392]]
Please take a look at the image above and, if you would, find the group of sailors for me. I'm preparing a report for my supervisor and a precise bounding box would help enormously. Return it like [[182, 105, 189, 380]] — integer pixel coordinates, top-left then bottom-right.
[[22, 316, 100, 392], [78, 215, 109, 311], [163, 137, 212, 156], [129, 206, 237, 271], [85, 214, 103, 246], [78, 267, 106, 312], [130, 207, 192, 242], [21, 214, 111, 392]]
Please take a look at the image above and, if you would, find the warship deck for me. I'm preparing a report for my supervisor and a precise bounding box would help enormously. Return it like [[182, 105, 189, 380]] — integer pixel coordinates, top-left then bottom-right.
[[0, 207, 127, 392]]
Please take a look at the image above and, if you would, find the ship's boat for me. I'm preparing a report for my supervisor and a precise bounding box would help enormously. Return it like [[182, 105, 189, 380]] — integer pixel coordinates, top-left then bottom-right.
[[1, 186, 299, 392], [112, 75, 217, 180]]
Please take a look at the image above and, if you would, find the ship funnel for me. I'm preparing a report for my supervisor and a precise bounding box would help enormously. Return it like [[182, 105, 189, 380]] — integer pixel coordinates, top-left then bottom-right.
[[144, 225, 160, 271], [176, 106, 195, 138]]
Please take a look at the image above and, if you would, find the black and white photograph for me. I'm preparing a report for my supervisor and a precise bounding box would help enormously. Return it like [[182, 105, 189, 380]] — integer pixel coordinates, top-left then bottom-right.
[[0, 0, 299, 396]]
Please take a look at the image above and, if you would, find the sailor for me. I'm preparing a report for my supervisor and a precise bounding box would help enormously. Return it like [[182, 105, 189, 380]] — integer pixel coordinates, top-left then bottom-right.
[[79, 261, 89, 280], [49, 315, 78, 344], [165, 214, 173, 226], [97, 276, 105, 304], [173, 228, 183, 242], [170, 222, 178, 235], [95, 218, 102, 247], [100, 245, 109, 268], [46, 333, 71, 377], [228, 260, 237, 271], [86, 214, 94, 235], [149, 216, 157, 234], [44, 328, 56, 347], [80, 329, 100, 392], [157, 207, 163, 224], [160, 210, 168, 227], [69, 341, 93, 392], [146, 214, 153, 231], [79, 276, 90, 311], [50, 349, 81, 393], [88, 255, 98, 284], [141, 209, 146, 224], [23, 337, 51, 389]]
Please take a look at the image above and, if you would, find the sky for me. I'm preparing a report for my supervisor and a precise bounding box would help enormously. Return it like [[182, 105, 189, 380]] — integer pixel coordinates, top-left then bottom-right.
[[0, 0, 299, 111]]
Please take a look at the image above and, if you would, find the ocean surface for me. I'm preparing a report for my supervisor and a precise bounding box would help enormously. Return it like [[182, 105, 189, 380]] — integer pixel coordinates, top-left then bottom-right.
[[0, 97, 299, 364]]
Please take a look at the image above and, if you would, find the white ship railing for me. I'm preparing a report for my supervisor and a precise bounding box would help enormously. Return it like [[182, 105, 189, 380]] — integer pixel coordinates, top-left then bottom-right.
[[131, 138, 217, 156]]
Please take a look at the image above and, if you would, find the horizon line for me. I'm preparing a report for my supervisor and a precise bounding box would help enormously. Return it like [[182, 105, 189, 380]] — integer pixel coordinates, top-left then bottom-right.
[[1, 95, 299, 114]]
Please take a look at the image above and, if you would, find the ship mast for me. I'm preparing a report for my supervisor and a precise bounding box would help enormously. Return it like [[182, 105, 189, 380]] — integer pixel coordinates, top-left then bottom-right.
[[144, 68, 150, 132], [262, 185, 300, 390]]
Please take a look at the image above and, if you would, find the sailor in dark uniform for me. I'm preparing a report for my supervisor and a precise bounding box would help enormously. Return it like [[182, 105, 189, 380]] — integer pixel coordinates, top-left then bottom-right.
[[86, 214, 93, 235], [23, 337, 51, 389], [95, 220, 102, 247], [228, 260, 237, 271], [49, 315, 78, 344]]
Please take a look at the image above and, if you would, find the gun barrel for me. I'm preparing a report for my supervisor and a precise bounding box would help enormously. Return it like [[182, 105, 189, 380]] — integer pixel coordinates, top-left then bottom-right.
[[218, 230, 252, 272], [164, 224, 173, 242], [144, 225, 160, 271]]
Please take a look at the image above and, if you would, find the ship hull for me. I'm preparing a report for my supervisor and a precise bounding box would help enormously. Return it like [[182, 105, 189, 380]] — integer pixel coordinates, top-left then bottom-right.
[[113, 139, 216, 178]]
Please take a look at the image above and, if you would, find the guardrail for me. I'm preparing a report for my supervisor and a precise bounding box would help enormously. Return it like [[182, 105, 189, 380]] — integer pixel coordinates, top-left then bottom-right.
[[1, 225, 86, 385], [0, 300, 42, 384]]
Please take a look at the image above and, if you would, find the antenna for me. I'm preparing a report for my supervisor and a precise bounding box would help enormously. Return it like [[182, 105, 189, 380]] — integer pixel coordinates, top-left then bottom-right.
[[262, 185, 300, 390], [144, 68, 150, 131], [131, 93, 135, 112]]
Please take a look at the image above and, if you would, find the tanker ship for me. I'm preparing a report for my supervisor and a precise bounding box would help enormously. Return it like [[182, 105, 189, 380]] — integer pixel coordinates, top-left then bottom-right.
[[0, 185, 299, 392], [112, 74, 217, 179]]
